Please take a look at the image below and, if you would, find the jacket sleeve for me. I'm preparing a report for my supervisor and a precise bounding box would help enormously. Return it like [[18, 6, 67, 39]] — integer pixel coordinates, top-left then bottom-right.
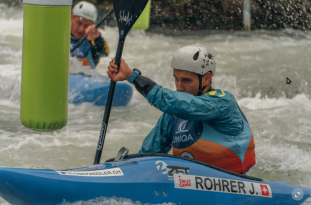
[[89, 35, 109, 66], [145, 84, 231, 121], [138, 113, 173, 154]]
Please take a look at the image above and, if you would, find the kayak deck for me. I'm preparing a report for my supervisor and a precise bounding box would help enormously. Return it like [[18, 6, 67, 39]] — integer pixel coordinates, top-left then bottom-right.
[[0, 154, 310, 205], [69, 74, 133, 106]]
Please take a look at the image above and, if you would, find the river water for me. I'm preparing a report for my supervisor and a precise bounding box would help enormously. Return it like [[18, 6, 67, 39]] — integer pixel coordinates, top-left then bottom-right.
[[0, 4, 311, 205]]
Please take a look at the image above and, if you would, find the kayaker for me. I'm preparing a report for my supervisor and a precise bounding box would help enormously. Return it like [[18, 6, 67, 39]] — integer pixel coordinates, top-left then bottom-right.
[[107, 46, 256, 174], [71, 1, 109, 69]]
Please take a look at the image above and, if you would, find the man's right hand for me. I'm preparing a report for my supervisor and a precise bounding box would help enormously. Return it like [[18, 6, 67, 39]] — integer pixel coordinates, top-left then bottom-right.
[[107, 58, 133, 82], [85, 25, 100, 41]]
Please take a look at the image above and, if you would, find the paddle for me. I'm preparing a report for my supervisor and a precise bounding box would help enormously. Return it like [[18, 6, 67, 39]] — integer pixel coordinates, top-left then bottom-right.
[[93, 0, 149, 165], [70, 9, 114, 54]]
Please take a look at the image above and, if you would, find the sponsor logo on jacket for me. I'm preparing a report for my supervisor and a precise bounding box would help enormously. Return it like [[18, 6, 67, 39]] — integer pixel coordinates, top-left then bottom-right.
[[171, 119, 202, 149]]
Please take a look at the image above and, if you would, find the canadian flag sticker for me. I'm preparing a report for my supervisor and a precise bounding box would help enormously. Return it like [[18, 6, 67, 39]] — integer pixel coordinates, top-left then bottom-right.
[[260, 184, 269, 196]]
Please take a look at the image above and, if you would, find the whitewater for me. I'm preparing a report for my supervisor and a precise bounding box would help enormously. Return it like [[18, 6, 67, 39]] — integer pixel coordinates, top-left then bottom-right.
[[0, 4, 310, 205]]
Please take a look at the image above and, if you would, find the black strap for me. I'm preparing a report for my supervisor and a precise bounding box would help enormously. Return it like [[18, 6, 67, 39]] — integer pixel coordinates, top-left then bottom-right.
[[197, 75, 207, 96], [133, 75, 156, 97]]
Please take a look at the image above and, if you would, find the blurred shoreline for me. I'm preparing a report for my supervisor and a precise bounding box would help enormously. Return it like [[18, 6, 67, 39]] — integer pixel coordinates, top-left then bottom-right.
[[1, 0, 311, 31]]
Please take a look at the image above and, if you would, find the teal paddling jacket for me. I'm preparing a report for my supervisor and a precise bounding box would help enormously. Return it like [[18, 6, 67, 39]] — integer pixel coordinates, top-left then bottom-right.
[[130, 74, 256, 174]]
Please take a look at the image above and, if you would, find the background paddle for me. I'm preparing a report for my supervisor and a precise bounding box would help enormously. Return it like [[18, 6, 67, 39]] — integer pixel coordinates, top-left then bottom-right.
[[70, 9, 114, 54], [93, 0, 149, 165]]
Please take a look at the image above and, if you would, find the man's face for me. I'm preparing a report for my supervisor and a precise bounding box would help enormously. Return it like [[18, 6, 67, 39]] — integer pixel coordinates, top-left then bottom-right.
[[173, 69, 200, 96], [71, 15, 93, 39]]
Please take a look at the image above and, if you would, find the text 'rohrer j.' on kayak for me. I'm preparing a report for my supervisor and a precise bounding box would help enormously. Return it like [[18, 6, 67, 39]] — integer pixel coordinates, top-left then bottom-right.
[[174, 174, 272, 198]]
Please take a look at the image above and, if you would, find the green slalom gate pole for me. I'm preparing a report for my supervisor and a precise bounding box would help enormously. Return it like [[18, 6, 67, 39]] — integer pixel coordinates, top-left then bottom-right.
[[133, 0, 151, 30], [20, 0, 72, 131]]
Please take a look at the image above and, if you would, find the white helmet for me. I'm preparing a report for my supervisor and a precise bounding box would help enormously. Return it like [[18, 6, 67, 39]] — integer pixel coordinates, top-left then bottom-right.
[[73, 1, 98, 22], [171, 46, 216, 76]]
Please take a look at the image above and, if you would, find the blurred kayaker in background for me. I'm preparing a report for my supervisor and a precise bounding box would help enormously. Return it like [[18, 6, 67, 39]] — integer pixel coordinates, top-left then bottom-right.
[[71, 1, 109, 69], [107, 46, 256, 174]]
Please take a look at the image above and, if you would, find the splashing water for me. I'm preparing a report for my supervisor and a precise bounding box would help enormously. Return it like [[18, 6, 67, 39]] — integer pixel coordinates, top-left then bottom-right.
[[0, 5, 311, 204]]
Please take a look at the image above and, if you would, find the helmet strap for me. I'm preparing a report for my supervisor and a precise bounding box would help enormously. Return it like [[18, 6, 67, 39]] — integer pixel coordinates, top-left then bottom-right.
[[197, 75, 207, 96]]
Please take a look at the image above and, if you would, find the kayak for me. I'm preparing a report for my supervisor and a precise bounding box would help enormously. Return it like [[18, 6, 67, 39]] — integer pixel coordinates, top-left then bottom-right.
[[69, 73, 133, 106], [0, 153, 310, 205]]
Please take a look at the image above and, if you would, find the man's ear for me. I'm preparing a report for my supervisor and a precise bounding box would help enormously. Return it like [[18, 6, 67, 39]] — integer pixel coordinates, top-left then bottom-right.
[[203, 72, 212, 86], [71, 14, 74, 22]]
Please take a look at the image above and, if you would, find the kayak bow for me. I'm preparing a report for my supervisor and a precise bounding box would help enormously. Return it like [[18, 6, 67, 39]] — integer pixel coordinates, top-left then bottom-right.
[[0, 154, 310, 205]]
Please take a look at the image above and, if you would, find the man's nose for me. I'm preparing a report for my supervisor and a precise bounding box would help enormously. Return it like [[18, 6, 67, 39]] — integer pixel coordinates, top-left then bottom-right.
[[176, 82, 184, 92], [78, 25, 85, 32]]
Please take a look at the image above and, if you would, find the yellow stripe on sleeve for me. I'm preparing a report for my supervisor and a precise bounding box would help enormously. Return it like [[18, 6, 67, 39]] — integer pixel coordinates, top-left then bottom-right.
[[219, 90, 226, 97], [208, 91, 217, 95]]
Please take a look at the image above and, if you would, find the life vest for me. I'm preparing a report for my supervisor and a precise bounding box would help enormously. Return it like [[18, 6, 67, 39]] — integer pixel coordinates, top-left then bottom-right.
[[171, 111, 256, 174], [70, 38, 96, 69]]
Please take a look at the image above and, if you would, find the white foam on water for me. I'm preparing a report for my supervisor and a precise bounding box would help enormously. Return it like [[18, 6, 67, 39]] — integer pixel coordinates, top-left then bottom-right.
[[108, 123, 139, 136], [60, 196, 176, 205], [255, 140, 311, 172], [0, 99, 19, 108], [69, 58, 102, 77], [0, 76, 21, 102], [302, 198, 311, 205], [0, 118, 149, 153], [238, 93, 289, 110], [0, 18, 23, 37], [238, 93, 311, 111], [0, 47, 16, 56], [0, 135, 63, 152], [0, 64, 21, 81], [213, 74, 240, 98], [13, 49, 22, 58], [293, 94, 311, 110]]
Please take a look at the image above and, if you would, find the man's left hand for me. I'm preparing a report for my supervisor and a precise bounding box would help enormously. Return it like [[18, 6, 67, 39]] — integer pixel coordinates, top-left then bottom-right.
[[86, 25, 100, 41]]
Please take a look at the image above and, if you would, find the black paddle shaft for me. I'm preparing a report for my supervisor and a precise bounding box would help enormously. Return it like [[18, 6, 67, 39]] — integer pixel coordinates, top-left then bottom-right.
[[70, 9, 114, 54], [93, 39, 124, 165], [93, 0, 149, 165]]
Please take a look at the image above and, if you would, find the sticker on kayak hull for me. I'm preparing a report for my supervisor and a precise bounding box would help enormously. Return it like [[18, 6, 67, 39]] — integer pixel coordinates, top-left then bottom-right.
[[174, 174, 272, 198], [155, 160, 190, 177], [57, 168, 123, 177]]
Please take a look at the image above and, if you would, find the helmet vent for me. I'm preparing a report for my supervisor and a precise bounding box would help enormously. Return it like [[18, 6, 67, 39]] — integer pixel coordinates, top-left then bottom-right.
[[193, 51, 200, 61], [79, 4, 83, 9]]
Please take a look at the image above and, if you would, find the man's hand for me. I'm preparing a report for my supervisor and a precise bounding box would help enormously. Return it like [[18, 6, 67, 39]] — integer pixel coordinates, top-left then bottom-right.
[[86, 25, 100, 40], [107, 58, 133, 82]]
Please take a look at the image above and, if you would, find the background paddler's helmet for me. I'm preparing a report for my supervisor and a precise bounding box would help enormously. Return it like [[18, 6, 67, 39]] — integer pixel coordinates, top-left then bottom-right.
[[171, 46, 216, 95], [72, 1, 98, 22]]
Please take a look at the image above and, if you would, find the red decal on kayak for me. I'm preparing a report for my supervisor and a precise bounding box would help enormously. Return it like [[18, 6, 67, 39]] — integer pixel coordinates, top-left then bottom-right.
[[179, 179, 191, 187], [260, 184, 269, 196]]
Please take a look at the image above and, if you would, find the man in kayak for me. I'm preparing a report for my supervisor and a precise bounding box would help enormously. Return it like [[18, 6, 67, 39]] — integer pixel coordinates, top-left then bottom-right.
[[107, 46, 256, 174], [71, 1, 109, 69]]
